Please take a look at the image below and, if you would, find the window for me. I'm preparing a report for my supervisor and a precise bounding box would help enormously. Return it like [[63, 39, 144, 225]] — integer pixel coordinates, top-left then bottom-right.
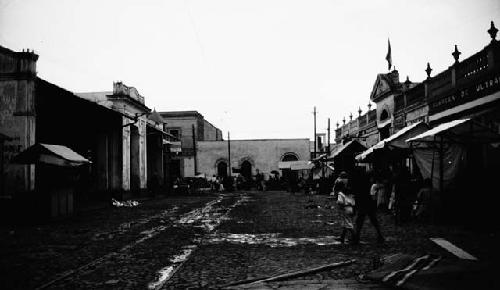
[[380, 109, 389, 121], [168, 129, 180, 139]]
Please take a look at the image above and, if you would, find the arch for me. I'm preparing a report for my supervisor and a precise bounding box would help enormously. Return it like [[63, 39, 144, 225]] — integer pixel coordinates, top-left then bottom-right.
[[238, 156, 255, 167], [380, 109, 389, 121], [215, 158, 228, 178], [240, 160, 253, 180], [280, 152, 299, 162]]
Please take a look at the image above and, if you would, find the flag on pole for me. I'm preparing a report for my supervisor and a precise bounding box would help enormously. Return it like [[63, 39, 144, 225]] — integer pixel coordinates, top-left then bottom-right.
[[386, 39, 392, 71]]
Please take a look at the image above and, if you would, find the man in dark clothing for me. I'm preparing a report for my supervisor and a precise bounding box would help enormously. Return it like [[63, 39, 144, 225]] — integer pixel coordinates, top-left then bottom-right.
[[351, 168, 384, 244]]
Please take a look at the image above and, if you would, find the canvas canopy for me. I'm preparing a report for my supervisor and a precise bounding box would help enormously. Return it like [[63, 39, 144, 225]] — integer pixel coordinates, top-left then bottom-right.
[[327, 140, 366, 161], [12, 143, 90, 167], [356, 121, 428, 162], [406, 118, 500, 191], [278, 160, 313, 170], [406, 118, 500, 145], [312, 162, 335, 180], [311, 153, 327, 162]]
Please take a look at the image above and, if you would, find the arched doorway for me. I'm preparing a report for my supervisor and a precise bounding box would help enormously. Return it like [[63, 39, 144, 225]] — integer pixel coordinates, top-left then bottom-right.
[[281, 153, 299, 162], [241, 160, 252, 180], [217, 161, 228, 178], [281, 153, 299, 191]]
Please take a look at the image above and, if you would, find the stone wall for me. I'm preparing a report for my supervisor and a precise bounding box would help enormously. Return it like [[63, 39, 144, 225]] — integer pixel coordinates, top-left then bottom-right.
[[0, 47, 37, 196], [197, 139, 310, 178]]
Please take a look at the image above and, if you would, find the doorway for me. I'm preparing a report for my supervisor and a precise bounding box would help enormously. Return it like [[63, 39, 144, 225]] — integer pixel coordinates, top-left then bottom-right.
[[217, 161, 228, 178], [130, 126, 140, 194], [241, 160, 252, 180]]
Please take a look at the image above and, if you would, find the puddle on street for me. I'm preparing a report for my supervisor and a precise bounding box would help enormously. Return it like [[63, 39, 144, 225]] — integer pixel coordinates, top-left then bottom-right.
[[147, 245, 197, 290], [205, 233, 341, 247], [148, 193, 251, 289]]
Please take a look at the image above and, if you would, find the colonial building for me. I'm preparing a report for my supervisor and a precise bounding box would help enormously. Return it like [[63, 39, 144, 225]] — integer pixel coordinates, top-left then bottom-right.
[[0, 46, 171, 220], [78, 82, 153, 196], [335, 21, 500, 153], [197, 138, 310, 180], [0, 46, 130, 218], [159, 111, 223, 178]]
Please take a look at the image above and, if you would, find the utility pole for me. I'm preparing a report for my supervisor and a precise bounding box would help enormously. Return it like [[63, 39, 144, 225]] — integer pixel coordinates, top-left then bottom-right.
[[313, 106, 317, 160], [227, 131, 231, 177], [327, 118, 331, 156], [192, 124, 197, 175]]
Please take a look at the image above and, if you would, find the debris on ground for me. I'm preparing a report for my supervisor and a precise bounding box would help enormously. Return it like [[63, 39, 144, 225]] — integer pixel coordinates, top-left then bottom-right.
[[111, 199, 140, 207]]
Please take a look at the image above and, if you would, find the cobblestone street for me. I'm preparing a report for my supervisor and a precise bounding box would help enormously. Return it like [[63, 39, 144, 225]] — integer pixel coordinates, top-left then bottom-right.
[[1, 191, 498, 289]]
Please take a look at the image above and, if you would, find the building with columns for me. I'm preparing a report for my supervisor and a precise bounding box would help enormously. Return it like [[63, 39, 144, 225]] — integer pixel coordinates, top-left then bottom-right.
[[78, 82, 152, 196], [0, 45, 170, 219]]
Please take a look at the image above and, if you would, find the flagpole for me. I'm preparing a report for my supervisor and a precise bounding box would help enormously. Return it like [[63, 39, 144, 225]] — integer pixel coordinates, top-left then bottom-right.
[[386, 38, 392, 71]]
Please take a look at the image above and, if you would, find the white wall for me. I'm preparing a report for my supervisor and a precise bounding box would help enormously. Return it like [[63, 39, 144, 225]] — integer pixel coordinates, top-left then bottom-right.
[[197, 139, 310, 178]]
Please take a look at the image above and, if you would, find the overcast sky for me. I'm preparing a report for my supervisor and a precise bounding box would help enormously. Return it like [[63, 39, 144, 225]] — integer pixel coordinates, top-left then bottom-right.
[[1, 0, 499, 140]]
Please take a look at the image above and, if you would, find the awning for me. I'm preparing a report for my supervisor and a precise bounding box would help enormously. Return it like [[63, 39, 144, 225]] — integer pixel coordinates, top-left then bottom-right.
[[166, 141, 182, 152], [327, 140, 366, 161], [278, 160, 313, 170], [311, 153, 327, 162], [375, 121, 428, 149], [12, 143, 91, 167], [356, 121, 428, 162], [406, 118, 500, 144]]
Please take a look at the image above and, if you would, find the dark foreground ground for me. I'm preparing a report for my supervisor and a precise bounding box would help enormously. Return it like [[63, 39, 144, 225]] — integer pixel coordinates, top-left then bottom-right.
[[0, 191, 498, 289]]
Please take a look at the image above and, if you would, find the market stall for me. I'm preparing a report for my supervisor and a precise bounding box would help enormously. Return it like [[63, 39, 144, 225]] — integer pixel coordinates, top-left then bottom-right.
[[12, 143, 91, 219], [407, 118, 500, 223]]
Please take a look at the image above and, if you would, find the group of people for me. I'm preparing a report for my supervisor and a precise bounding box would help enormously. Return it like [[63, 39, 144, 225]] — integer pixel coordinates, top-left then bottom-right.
[[332, 165, 439, 244], [332, 170, 385, 245]]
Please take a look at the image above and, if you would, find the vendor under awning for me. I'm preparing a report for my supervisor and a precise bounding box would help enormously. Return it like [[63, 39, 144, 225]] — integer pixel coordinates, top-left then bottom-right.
[[12, 143, 91, 167]]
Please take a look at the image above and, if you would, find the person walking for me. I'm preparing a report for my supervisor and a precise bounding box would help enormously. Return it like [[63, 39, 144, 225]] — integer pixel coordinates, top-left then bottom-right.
[[335, 181, 356, 244], [351, 168, 384, 244]]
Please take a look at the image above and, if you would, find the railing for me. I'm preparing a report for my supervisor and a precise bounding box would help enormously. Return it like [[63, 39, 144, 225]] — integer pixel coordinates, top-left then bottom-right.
[[406, 83, 425, 107], [429, 70, 452, 99], [368, 109, 377, 123], [455, 49, 489, 85], [358, 115, 367, 128], [394, 94, 405, 113]]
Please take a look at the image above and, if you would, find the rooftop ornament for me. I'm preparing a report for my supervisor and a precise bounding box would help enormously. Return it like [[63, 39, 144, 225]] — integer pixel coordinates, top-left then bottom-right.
[[404, 76, 411, 85], [343, 117, 346, 124], [368, 103, 372, 110], [358, 107, 362, 116], [488, 21, 498, 43], [425, 62, 432, 79], [349, 112, 353, 120], [452, 45, 461, 64], [336, 122, 339, 128]]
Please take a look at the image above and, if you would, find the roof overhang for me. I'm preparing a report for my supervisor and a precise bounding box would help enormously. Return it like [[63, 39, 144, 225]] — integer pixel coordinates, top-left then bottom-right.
[[12, 143, 91, 167]]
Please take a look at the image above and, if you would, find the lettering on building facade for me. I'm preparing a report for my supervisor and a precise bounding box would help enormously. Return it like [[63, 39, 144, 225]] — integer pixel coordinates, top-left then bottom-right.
[[430, 74, 500, 113]]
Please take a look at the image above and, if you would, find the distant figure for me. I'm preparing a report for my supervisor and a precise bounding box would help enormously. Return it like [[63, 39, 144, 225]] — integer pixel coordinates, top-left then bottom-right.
[[333, 171, 350, 197], [255, 169, 265, 191]]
